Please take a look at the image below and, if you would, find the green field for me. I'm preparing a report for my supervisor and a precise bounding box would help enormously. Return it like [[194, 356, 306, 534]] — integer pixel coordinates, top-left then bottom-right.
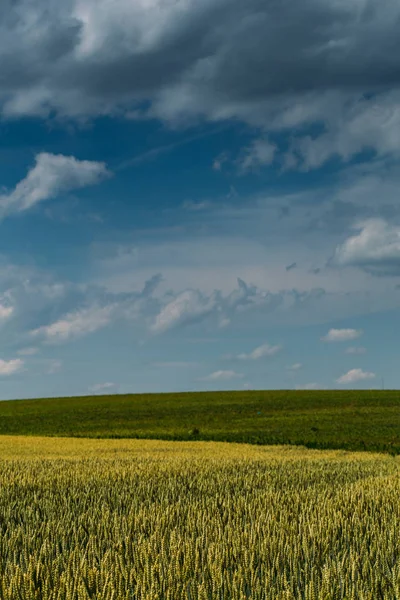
[[0, 390, 399, 454]]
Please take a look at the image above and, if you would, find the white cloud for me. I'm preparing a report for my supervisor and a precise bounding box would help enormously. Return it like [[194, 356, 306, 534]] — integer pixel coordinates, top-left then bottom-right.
[[345, 346, 366, 355], [31, 304, 115, 343], [0, 304, 13, 320], [337, 368, 376, 384], [150, 289, 217, 334], [0, 358, 23, 376], [89, 382, 118, 393], [202, 370, 244, 381], [333, 219, 400, 276], [238, 138, 277, 172], [321, 328, 363, 342], [237, 343, 282, 361], [0, 153, 110, 216]]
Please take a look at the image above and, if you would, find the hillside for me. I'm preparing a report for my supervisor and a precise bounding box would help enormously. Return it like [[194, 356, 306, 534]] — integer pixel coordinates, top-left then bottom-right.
[[0, 390, 399, 453]]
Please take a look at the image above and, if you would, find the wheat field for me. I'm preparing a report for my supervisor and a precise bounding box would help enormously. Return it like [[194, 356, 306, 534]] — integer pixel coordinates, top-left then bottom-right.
[[0, 436, 399, 599]]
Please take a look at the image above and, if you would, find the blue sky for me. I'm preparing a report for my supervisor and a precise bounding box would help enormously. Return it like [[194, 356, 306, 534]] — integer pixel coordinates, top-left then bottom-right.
[[0, 0, 399, 399]]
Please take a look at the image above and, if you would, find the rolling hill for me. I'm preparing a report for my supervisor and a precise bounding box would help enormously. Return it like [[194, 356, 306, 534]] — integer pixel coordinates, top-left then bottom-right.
[[0, 390, 399, 454]]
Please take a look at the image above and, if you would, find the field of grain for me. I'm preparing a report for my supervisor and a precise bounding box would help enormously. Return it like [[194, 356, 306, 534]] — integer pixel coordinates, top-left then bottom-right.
[[1, 390, 399, 454], [0, 436, 399, 599]]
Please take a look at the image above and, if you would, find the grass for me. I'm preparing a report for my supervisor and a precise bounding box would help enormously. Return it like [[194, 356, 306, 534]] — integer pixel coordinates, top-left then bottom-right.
[[0, 437, 399, 599], [0, 389, 399, 454]]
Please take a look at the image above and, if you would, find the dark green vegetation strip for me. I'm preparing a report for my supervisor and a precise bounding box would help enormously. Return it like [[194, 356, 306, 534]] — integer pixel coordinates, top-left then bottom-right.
[[0, 390, 399, 454]]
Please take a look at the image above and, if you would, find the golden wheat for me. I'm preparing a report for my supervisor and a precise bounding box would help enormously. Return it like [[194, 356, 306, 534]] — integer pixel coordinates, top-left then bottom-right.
[[0, 436, 398, 599]]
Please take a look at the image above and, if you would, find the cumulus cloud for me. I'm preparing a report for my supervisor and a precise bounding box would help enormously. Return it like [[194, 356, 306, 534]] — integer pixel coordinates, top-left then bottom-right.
[[149, 276, 321, 336], [0, 0, 399, 169], [0, 153, 110, 217], [32, 271, 386, 345], [150, 278, 286, 335], [0, 303, 13, 320], [31, 304, 115, 343], [236, 343, 282, 361], [321, 328, 363, 342], [337, 368, 376, 384], [18, 273, 163, 345], [333, 219, 400, 276], [0, 358, 23, 375], [3, 256, 391, 352], [0, 263, 119, 351], [288, 92, 400, 170], [201, 370, 244, 381], [238, 138, 277, 172], [150, 289, 218, 334]]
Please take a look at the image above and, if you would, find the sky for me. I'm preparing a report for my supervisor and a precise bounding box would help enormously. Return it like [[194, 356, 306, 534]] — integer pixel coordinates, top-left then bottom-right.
[[0, 0, 399, 399]]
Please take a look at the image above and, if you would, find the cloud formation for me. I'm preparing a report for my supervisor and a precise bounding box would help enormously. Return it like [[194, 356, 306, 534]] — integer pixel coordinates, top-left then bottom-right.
[[287, 92, 400, 170], [238, 138, 276, 173], [337, 368, 375, 385], [0, 0, 399, 171], [12, 273, 163, 347], [0, 303, 13, 321], [149, 278, 285, 335], [150, 289, 217, 334], [322, 328, 363, 342], [0, 358, 23, 375], [0, 153, 110, 217], [236, 343, 282, 361], [15, 267, 387, 349], [334, 219, 400, 276], [31, 304, 116, 343]]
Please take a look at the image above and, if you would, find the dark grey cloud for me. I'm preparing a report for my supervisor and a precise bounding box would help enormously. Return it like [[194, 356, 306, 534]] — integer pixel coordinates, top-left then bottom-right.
[[286, 262, 297, 272], [0, 0, 399, 139]]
